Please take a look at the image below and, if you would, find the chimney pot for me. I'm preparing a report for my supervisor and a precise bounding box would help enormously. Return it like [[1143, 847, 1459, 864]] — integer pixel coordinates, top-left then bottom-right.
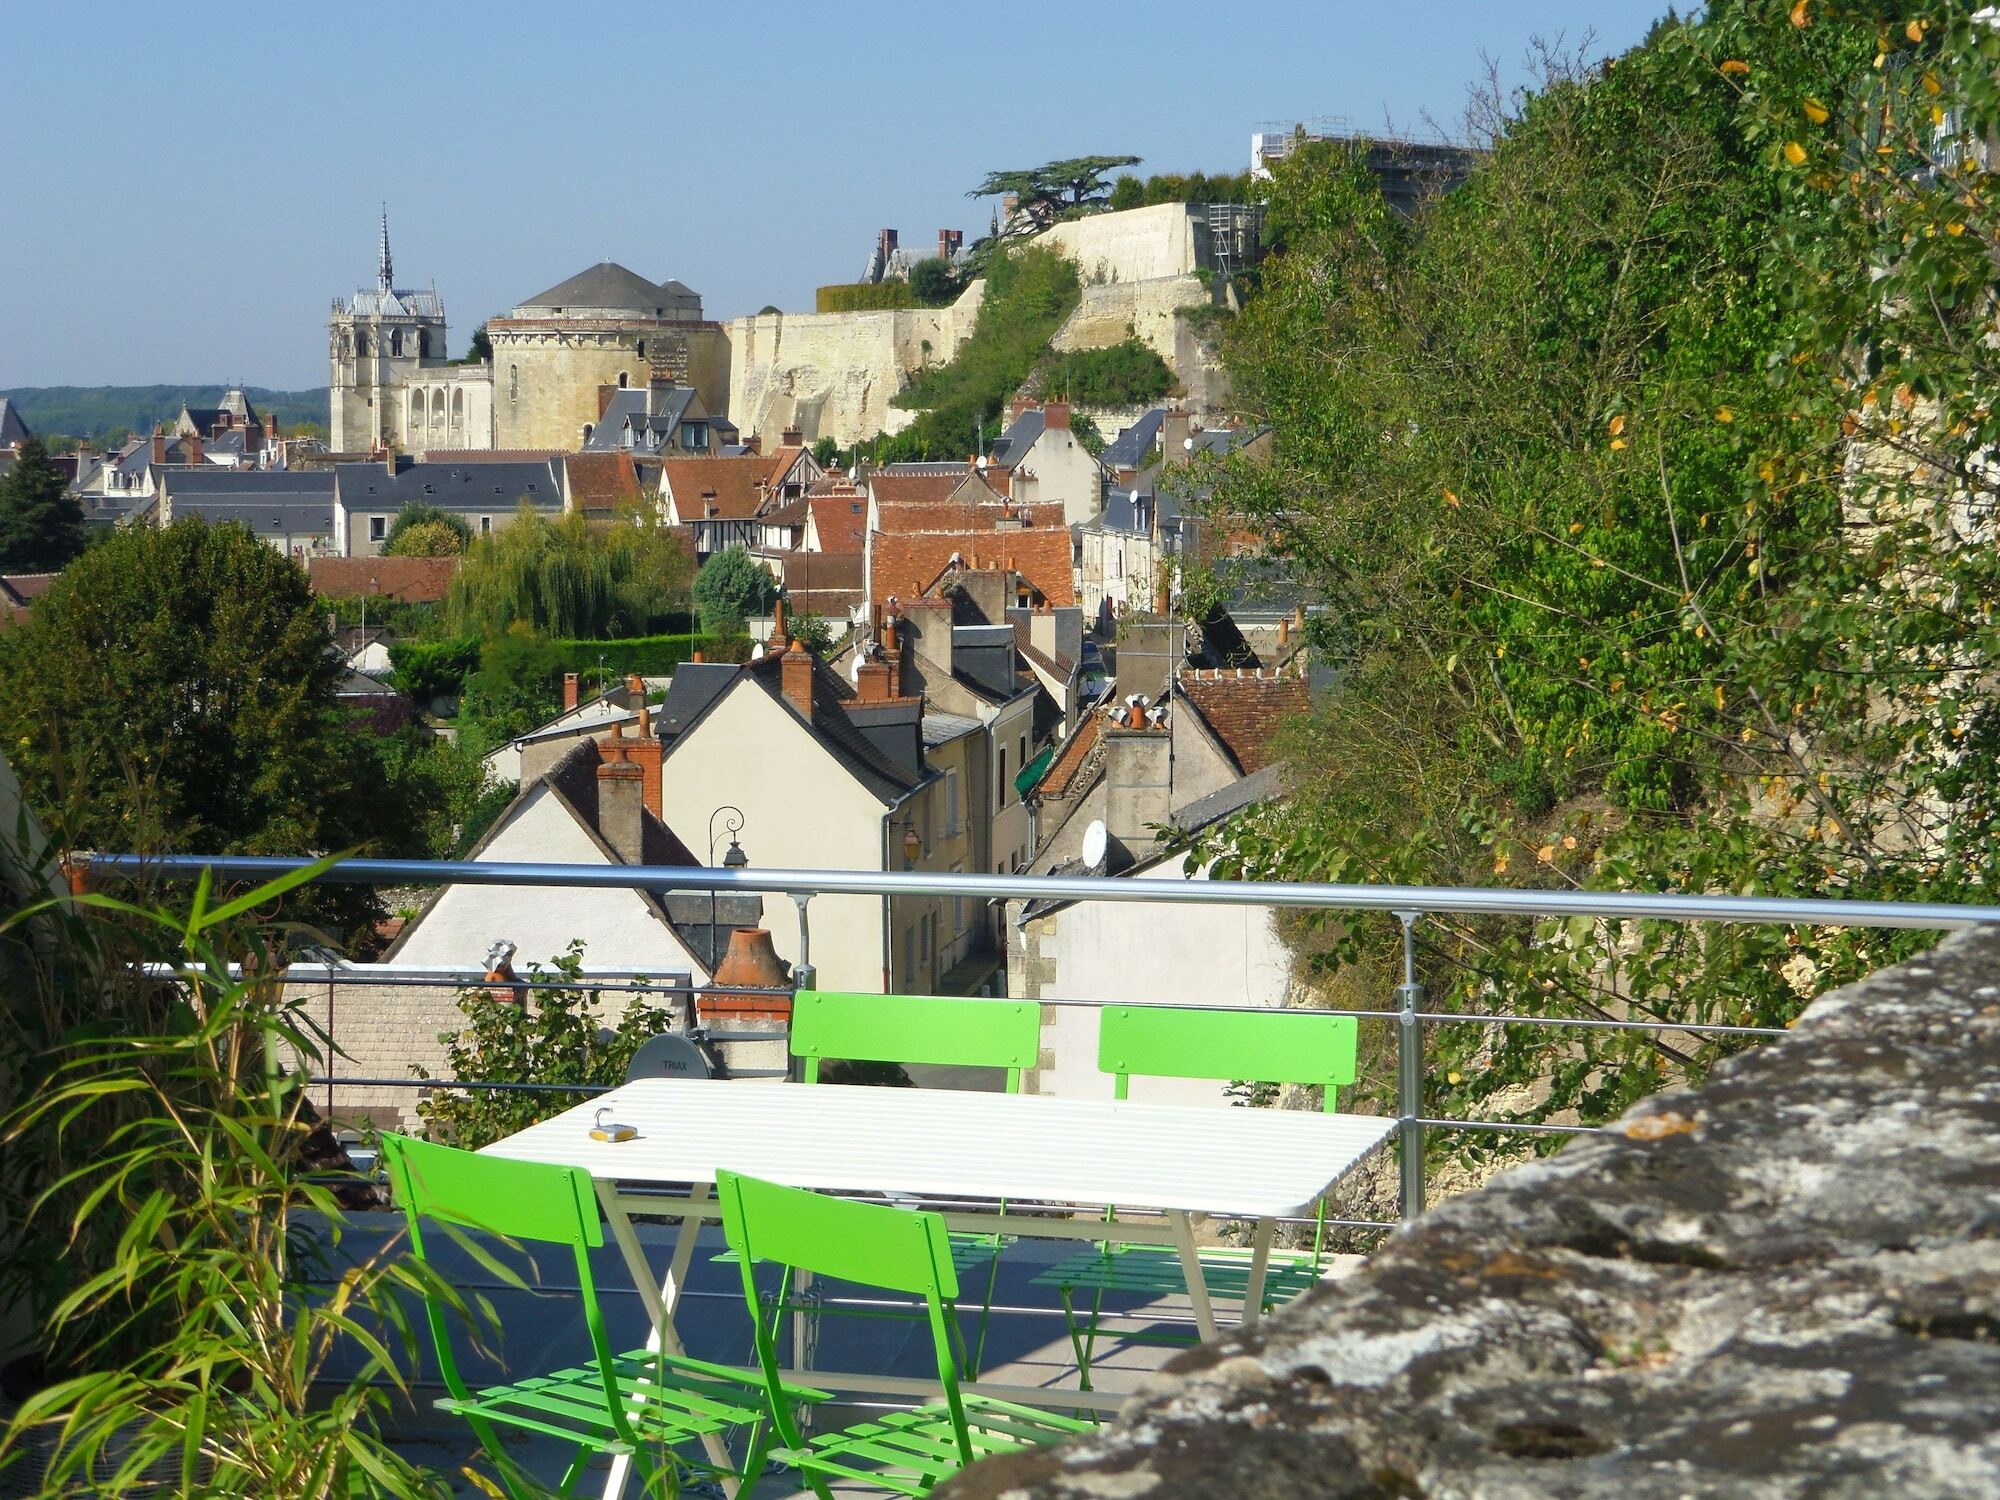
[[781, 638, 814, 720], [773, 596, 789, 643], [691, 650, 704, 663]]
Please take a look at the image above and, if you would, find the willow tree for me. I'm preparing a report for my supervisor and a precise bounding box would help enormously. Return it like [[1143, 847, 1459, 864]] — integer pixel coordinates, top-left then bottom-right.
[[443, 503, 692, 638]]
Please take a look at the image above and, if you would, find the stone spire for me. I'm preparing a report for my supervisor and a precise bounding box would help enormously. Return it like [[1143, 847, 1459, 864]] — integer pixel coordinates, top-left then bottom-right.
[[377, 203, 393, 293]]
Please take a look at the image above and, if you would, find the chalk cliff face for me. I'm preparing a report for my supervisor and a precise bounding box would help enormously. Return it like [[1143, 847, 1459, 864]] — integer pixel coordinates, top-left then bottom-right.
[[943, 925, 2000, 1500]]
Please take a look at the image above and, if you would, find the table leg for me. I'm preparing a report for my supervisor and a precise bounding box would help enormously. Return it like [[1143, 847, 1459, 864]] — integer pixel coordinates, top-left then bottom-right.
[[1166, 1210, 1218, 1342], [1240, 1216, 1275, 1327], [594, 1183, 737, 1500]]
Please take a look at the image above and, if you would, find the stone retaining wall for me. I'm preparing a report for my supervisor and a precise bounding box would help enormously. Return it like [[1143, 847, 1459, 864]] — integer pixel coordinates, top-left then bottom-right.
[[943, 925, 2000, 1499]]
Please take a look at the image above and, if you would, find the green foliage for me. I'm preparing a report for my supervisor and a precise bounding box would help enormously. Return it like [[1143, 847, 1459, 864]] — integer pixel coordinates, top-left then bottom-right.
[[444, 503, 694, 639], [1188, 2, 2000, 1149], [1109, 169, 1260, 210], [389, 634, 481, 704], [0, 863, 469, 1496], [876, 245, 1082, 460], [452, 778, 517, 856], [372, 725, 495, 859], [326, 593, 446, 641], [693, 545, 779, 635], [0, 520, 402, 937], [1069, 411, 1106, 457], [1041, 339, 1178, 406], [788, 611, 836, 656], [382, 502, 470, 557], [907, 257, 963, 306], [0, 436, 87, 571], [811, 435, 843, 469], [816, 281, 916, 313], [415, 942, 682, 1149], [0, 385, 329, 441], [970, 155, 1143, 233], [462, 321, 493, 364], [457, 625, 565, 741]]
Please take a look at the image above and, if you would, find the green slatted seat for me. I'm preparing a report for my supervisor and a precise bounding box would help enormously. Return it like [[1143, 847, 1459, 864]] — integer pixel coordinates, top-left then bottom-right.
[[1033, 1006, 1360, 1388], [714, 991, 1041, 1369], [718, 1169, 1094, 1499], [381, 1134, 822, 1499]]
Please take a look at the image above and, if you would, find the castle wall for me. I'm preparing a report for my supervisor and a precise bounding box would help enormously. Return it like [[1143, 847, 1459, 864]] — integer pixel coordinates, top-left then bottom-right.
[[723, 282, 983, 447], [1050, 273, 1211, 365], [1033, 201, 1201, 284], [490, 323, 731, 451]]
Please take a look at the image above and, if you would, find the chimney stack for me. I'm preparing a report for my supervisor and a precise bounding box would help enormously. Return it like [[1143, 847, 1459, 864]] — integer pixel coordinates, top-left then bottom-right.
[[937, 228, 962, 261], [1104, 707, 1172, 872], [1043, 402, 1071, 431], [623, 675, 662, 817], [772, 596, 789, 646], [595, 744, 646, 865], [781, 424, 803, 449], [563, 671, 580, 711], [151, 428, 166, 465], [598, 385, 618, 418], [855, 651, 891, 703], [187, 432, 203, 465], [781, 637, 814, 720]]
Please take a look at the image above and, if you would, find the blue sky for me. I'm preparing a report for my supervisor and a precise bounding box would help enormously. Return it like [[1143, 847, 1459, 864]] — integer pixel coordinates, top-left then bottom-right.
[[0, 0, 1675, 390]]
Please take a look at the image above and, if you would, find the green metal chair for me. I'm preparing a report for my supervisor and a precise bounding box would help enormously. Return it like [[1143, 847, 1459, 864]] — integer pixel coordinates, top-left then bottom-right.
[[1031, 1005, 1360, 1388], [717, 1169, 1093, 1498], [721, 991, 1041, 1367], [380, 1133, 810, 1499]]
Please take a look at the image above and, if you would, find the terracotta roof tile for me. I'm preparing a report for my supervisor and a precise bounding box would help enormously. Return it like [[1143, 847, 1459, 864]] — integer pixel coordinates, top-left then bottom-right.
[[564, 452, 643, 512], [869, 471, 960, 506], [307, 556, 461, 602], [1179, 670, 1309, 775], [660, 455, 783, 520], [809, 494, 868, 553], [1036, 714, 1102, 799]]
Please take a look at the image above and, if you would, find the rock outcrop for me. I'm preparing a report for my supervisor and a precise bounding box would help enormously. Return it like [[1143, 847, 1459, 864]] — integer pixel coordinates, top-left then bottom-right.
[[944, 926, 2000, 1499]]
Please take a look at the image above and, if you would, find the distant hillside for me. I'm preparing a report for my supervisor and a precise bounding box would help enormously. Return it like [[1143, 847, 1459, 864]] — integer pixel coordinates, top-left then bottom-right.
[[0, 386, 331, 442]]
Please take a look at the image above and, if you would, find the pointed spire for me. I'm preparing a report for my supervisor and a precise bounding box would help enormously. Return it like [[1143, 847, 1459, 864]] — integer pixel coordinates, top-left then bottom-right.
[[377, 203, 393, 293]]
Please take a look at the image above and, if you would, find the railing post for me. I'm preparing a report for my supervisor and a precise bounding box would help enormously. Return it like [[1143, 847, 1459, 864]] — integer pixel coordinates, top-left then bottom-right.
[[1395, 910, 1425, 1222], [789, 894, 815, 1085]]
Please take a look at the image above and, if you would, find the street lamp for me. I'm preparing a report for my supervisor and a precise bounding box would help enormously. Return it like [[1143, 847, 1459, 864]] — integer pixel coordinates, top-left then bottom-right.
[[707, 805, 747, 970]]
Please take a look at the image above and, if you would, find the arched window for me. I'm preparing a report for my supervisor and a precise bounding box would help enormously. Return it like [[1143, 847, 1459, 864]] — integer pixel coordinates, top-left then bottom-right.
[[508, 364, 519, 401], [356, 330, 369, 357], [582, 423, 595, 444], [408, 391, 424, 438], [431, 388, 447, 433], [451, 388, 465, 435], [390, 329, 403, 357], [618, 371, 629, 389]]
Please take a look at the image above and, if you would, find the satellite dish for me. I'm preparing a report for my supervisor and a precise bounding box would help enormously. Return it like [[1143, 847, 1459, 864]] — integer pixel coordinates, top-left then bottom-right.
[[1081, 819, 1109, 869], [751, 643, 766, 660], [625, 1031, 716, 1085]]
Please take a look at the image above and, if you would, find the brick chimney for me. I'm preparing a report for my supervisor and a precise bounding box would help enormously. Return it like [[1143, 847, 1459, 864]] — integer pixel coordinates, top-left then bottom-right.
[[1044, 402, 1071, 431], [563, 671, 580, 711], [781, 637, 815, 720], [881, 613, 903, 696], [938, 228, 962, 261], [1010, 396, 1033, 423], [595, 743, 646, 864], [264, 412, 280, 444], [622, 674, 663, 818], [781, 424, 803, 449], [598, 385, 618, 418], [855, 652, 891, 703], [772, 596, 789, 645], [151, 428, 166, 465], [187, 432, 204, 465]]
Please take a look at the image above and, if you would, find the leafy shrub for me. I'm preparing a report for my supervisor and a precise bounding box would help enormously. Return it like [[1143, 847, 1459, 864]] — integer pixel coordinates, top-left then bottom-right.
[[389, 635, 480, 704], [1043, 339, 1177, 406], [382, 502, 469, 556], [415, 942, 683, 1149], [907, 257, 963, 307], [692, 546, 779, 636]]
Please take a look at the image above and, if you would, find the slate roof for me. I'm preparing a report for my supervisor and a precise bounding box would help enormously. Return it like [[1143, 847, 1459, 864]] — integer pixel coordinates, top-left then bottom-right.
[[514, 262, 700, 317], [742, 650, 925, 803], [334, 458, 560, 513], [1102, 408, 1167, 470], [0, 399, 33, 448], [158, 469, 337, 536], [345, 286, 445, 319], [583, 387, 702, 453], [1169, 762, 1284, 836], [654, 662, 739, 741], [988, 409, 1045, 468], [922, 712, 984, 747]]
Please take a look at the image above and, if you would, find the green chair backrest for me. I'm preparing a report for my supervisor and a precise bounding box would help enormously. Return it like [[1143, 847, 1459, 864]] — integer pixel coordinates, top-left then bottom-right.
[[790, 991, 1040, 1090], [716, 1169, 974, 1467], [1097, 1006, 1359, 1111], [380, 1134, 623, 1425]]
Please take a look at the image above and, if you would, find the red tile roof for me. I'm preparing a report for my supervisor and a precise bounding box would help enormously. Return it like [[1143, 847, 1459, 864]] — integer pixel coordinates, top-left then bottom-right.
[[809, 493, 868, 553], [660, 456, 783, 521], [564, 452, 644, 513], [1036, 714, 1102, 799], [307, 556, 461, 603], [1179, 669, 1309, 775], [869, 471, 960, 506], [871, 527, 1074, 609]]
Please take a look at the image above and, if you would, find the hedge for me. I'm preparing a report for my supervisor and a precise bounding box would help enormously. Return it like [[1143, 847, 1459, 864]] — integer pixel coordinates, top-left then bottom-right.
[[815, 281, 916, 314], [391, 633, 754, 704]]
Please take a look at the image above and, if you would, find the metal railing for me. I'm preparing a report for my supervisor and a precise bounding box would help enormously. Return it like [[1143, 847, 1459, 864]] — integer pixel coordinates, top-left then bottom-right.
[[89, 852, 2000, 1222]]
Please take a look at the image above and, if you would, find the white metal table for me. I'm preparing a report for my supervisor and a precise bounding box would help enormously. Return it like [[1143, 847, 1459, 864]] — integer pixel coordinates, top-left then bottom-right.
[[481, 1079, 1393, 1492]]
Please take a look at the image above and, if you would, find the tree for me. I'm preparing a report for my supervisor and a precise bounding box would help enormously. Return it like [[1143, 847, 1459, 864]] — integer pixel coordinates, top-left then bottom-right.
[[383, 502, 470, 556], [444, 504, 693, 638], [788, 610, 835, 656], [811, 436, 843, 470], [0, 436, 86, 571], [456, 623, 565, 741], [908, 257, 962, 307], [0, 519, 425, 937], [1185, 3, 2000, 1149], [969, 155, 1143, 234], [691, 545, 778, 636], [462, 322, 493, 364]]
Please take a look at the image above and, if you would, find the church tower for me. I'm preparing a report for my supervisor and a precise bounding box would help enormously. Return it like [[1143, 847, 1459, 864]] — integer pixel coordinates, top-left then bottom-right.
[[328, 209, 448, 452]]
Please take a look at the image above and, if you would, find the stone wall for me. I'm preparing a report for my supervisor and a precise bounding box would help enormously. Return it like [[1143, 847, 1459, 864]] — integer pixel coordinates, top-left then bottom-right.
[[1033, 202, 1202, 284], [944, 924, 2000, 1499], [723, 284, 983, 447], [491, 324, 731, 450], [1050, 274, 1210, 366]]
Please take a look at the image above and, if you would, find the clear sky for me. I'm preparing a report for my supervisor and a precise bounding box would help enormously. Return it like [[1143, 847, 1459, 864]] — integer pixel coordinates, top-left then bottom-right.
[[0, 0, 1675, 390]]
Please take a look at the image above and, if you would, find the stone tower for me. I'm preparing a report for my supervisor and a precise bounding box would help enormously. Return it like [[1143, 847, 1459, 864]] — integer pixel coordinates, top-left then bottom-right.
[[328, 209, 449, 452]]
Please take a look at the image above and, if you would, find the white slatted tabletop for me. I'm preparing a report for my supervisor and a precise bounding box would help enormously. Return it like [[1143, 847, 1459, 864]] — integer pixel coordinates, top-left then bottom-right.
[[481, 1078, 1394, 1219]]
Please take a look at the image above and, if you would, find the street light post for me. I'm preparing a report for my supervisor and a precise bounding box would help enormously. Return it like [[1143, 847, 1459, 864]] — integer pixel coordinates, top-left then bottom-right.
[[707, 805, 747, 971]]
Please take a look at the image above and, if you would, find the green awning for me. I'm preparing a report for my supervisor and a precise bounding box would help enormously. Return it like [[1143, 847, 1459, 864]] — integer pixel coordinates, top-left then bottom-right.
[[1014, 744, 1056, 797]]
